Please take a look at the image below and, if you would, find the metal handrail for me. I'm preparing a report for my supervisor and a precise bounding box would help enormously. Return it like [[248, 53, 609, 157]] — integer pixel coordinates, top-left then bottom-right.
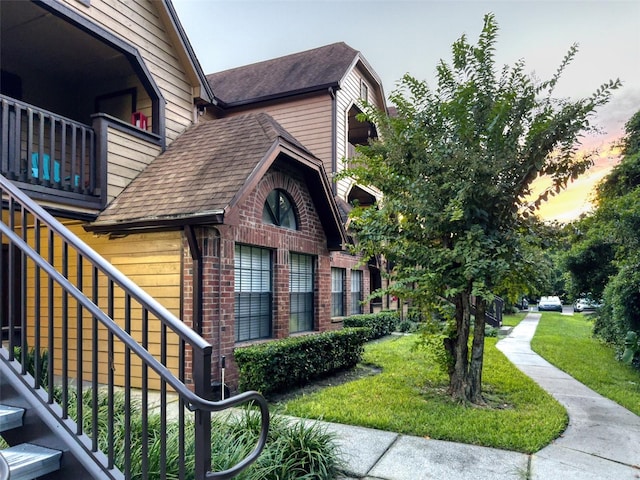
[[0, 174, 269, 478]]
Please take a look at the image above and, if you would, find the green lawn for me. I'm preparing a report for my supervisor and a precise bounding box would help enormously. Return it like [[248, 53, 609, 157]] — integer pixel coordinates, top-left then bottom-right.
[[502, 311, 527, 327], [279, 331, 567, 453], [531, 312, 640, 416]]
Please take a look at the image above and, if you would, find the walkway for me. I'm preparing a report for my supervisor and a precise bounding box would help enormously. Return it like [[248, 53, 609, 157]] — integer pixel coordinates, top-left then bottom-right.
[[497, 313, 640, 479], [328, 312, 640, 479]]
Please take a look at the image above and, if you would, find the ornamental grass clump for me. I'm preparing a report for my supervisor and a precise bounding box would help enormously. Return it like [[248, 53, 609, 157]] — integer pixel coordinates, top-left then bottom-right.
[[16, 348, 343, 479], [72, 388, 342, 479]]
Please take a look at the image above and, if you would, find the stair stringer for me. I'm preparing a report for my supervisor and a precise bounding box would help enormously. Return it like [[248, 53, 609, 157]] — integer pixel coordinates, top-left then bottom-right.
[[0, 349, 124, 480]]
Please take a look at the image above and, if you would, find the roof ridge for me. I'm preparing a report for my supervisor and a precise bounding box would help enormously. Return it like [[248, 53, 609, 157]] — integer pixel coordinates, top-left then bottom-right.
[[205, 42, 362, 106], [205, 42, 356, 78]]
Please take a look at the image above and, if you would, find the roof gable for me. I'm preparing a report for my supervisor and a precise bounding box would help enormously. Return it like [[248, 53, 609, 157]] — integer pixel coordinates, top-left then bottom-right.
[[160, 0, 215, 103], [207, 42, 360, 106], [89, 113, 345, 249]]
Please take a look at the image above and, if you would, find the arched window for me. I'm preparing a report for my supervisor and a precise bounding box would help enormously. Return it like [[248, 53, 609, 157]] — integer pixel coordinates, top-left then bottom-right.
[[262, 189, 297, 230]]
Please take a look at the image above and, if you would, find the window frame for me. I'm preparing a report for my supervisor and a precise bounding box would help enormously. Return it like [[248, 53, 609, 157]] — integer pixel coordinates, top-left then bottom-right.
[[262, 189, 298, 230], [331, 267, 345, 317], [360, 79, 369, 101], [351, 269, 363, 315], [289, 252, 314, 333], [234, 244, 273, 342]]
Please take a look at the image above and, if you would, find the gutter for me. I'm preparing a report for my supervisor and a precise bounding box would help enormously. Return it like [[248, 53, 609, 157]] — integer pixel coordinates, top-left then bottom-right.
[[215, 82, 340, 110], [85, 210, 225, 234]]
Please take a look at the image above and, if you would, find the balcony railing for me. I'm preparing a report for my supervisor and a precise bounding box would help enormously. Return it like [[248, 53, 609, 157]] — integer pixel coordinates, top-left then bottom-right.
[[0, 94, 100, 208]]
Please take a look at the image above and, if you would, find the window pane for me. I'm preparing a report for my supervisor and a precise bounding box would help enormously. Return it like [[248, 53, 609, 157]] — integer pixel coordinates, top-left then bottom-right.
[[235, 245, 272, 341], [262, 189, 298, 230], [290, 253, 314, 333], [351, 270, 363, 315], [331, 268, 345, 317]]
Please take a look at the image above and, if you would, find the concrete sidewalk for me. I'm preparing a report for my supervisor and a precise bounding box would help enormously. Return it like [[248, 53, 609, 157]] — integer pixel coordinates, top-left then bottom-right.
[[320, 312, 640, 479], [497, 313, 640, 479]]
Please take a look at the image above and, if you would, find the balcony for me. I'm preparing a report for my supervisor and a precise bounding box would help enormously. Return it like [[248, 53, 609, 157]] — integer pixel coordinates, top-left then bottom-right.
[[0, 94, 102, 209], [0, 1, 166, 213]]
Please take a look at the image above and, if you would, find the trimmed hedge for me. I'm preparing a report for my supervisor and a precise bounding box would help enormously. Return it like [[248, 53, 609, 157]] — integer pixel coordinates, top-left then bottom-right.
[[343, 311, 399, 340], [235, 327, 370, 396]]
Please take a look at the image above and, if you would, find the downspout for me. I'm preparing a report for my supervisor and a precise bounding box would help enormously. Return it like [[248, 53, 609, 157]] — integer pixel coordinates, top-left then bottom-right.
[[329, 86, 337, 196], [214, 228, 224, 389], [185, 225, 203, 335]]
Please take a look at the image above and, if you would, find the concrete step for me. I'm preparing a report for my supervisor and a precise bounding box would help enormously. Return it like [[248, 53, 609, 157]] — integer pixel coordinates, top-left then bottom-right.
[[0, 405, 24, 433], [0, 443, 62, 480]]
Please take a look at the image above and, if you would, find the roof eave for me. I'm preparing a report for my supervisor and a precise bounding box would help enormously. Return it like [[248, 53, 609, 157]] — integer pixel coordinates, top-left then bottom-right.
[[216, 82, 340, 109], [86, 210, 225, 234], [340, 54, 388, 114], [161, 0, 217, 105], [277, 140, 347, 250]]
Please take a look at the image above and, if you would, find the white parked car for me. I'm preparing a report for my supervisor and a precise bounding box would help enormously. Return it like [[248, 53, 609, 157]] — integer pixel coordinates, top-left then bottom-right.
[[573, 298, 602, 313], [537, 296, 563, 312]]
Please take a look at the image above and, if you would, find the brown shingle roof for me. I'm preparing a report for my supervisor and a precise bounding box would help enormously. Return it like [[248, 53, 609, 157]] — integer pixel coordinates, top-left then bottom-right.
[[207, 42, 359, 106], [91, 113, 311, 228], [89, 113, 346, 248]]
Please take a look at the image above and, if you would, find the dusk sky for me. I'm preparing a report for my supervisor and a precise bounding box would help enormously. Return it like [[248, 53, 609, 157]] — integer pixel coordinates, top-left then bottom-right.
[[172, 0, 640, 221]]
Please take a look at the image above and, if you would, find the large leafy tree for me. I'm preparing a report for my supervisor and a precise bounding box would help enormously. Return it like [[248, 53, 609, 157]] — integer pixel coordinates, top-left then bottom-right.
[[341, 14, 619, 403]]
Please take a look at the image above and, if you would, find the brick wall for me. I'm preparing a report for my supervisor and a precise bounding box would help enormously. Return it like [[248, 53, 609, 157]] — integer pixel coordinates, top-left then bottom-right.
[[182, 160, 374, 392]]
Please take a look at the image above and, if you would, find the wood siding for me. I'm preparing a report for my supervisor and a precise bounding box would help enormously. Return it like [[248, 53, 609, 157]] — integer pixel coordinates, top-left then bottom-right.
[[106, 126, 162, 202], [15, 221, 183, 390], [335, 65, 385, 200], [226, 95, 334, 175], [61, 0, 196, 145]]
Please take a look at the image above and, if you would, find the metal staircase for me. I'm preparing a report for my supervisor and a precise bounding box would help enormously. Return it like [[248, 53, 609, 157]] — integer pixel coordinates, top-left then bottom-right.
[[0, 174, 269, 479], [0, 404, 62, 480], [470, 295, 504, 327], [0, 442, 61, 480]]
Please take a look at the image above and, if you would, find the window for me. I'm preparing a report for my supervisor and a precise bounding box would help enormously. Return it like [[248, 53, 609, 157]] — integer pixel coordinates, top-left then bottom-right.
[[331, 268, 345, 317], [263, 189, 297, 230], [290, 253, 314, 333], [351, 270, 363, 314], [360, 80, 369, 101], [234, 245, 272, 342]]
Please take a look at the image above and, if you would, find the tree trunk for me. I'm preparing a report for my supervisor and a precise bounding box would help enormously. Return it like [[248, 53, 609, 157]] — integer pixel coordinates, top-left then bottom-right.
[[469, 298, 486, 404], [447, 292, 472, 402]]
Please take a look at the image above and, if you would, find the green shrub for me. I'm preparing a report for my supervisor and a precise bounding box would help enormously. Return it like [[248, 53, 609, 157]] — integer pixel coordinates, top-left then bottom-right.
[[594, 264, 640, 352], [235, 327, 370, 395], [485, 326, 499, 337], [396, 319, 418, 333], [343, 311, 399, 339]]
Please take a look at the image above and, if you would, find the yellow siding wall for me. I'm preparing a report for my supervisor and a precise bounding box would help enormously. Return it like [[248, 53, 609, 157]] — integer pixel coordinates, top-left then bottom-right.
[[15, 220, 183, 390], [62, 0, 195, 144]]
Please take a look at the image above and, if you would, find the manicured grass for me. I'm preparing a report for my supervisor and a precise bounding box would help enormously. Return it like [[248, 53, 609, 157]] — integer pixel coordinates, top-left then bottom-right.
[[531, 312, 640, 416], [502, 311, 527, 327], [279, 334, 567, 453]]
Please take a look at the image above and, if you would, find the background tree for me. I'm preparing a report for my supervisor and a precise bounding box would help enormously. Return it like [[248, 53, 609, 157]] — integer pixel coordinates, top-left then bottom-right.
[[498, 219, 567, 305], [341, 13, 619, 403], [565, 110, 640, 356]]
